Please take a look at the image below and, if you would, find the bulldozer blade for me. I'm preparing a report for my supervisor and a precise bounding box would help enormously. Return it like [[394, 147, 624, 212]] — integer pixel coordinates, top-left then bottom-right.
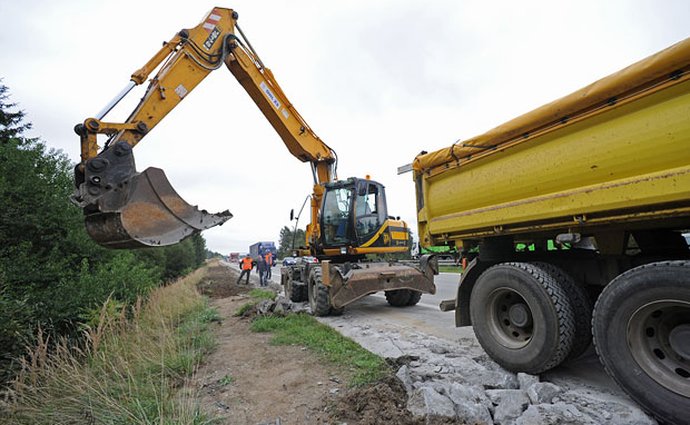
[[84, 167, 232, 249], [325, 257, 438, 309]]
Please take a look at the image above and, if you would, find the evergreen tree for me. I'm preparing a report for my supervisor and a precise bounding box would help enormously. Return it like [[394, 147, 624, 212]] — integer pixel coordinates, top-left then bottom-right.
[[277, 226, 306, 258]]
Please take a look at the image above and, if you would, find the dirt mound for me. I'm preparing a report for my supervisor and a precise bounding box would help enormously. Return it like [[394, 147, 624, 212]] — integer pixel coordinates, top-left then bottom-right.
[[324, 374, 449, 425], [326, 375, 415, 424], [197, 262, 251, 298]]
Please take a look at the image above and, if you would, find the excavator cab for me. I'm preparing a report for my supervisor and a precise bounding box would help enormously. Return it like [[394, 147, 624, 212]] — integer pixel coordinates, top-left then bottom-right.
[[320, 178, 393, 252]]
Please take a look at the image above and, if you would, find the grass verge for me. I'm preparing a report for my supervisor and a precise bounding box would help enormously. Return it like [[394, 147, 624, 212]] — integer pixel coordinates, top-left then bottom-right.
[[2, 267, 218, 425], [250, 314, 389, 386]]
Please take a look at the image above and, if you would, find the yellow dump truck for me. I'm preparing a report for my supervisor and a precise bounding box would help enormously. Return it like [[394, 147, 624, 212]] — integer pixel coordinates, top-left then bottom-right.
[[412, 38, 690, 424]]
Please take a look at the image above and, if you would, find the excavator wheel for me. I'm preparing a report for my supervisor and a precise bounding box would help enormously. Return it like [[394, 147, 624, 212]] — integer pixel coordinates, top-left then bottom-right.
[[407, 290, 423, 306], [285, 273, 307, 303], [385, 289, 415, 307], [308, 268, 336, 316]]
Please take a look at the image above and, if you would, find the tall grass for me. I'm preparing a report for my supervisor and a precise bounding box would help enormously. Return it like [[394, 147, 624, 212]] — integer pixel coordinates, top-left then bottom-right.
[[1, 267, 218, 424]]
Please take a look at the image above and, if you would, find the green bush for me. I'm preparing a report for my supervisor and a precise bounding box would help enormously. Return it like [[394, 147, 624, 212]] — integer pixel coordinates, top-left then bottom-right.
[[0, 83, 210, 384]]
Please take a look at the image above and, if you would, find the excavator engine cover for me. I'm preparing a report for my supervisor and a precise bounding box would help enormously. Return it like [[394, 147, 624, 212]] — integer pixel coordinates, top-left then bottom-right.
[[73, 141, 232, 249]]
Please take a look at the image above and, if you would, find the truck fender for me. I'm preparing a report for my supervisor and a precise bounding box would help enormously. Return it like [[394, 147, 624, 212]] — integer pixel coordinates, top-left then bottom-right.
[[455, 258, 493, 327]]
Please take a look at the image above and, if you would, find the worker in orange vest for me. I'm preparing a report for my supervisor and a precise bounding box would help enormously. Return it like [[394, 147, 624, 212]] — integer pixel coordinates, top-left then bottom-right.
[[264, 252, 274, 280], [237, 254, 254, 285]]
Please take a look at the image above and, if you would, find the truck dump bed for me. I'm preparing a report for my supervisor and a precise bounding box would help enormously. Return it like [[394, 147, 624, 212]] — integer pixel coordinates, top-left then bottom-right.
[[413, 38, 690, 246]]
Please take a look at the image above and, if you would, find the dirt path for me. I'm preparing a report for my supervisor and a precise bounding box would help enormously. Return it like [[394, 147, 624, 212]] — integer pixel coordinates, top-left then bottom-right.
[[193, 264, 335, 424], [192, 263, 421, 425]]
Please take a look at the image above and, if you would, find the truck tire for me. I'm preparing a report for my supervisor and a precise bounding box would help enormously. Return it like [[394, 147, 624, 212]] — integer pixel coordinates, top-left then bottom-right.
[[533, 262, 593, 360], [470, 262, 575, 374], [407, 290, 423, 306], [592, 261, 690, 425], [308, 268, 334, 316], [385, 289, 412, 307]]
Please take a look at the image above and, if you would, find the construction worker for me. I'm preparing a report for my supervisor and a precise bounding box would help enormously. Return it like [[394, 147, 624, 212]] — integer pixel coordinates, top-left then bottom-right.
[[256, 254, 268, 286], [264, 251, 274, 280], [237, 254, 254, 285]]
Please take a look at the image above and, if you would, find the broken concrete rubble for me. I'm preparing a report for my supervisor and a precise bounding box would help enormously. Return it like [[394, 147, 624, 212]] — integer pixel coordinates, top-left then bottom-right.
[[315, 307, 658, 425], [259, 293, 659, 425]]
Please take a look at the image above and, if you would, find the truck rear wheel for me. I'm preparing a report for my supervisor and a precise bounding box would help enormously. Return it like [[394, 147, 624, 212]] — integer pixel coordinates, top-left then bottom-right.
[[470, 262, 575, 374], [533, 262, 592, 360], [308, 268, 337, 316], [592, 261, 690, 425]]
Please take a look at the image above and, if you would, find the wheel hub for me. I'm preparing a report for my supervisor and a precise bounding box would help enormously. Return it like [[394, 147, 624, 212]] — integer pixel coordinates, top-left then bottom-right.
[[509, 303, 532, 327], [487, 288, 533, 349], [628, 300, 690, 397], [669, 324, 690, 359]]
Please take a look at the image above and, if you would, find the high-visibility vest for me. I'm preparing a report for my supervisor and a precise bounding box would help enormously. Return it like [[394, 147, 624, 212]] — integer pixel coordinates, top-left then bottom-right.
[[265, 253, 273, 266], [241, 257, 253, 270]]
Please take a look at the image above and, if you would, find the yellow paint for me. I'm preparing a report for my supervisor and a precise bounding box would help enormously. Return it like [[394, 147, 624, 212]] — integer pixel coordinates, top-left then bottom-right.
[[418, 59, 690, 245]]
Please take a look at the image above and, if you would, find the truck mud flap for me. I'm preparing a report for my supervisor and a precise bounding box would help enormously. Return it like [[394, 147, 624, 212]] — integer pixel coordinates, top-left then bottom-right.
[[83, 167, 232, 248], [325, 257, 437, 309]]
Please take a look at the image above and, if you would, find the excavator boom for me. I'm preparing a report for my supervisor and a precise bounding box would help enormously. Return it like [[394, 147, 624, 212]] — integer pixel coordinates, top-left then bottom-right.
[[73, 7, 334, 248]]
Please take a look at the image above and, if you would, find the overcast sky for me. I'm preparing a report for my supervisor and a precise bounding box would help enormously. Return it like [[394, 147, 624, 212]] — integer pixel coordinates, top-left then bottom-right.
[[2, 0, 688, 254]]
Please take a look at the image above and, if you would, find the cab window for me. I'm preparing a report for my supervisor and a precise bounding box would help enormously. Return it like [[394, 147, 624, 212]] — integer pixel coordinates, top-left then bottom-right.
[[322, 187, 352, 245], [355, 183, 384, 240]]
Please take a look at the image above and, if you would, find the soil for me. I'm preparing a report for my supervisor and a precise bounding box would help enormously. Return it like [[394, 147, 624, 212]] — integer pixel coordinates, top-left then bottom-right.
[[193, 262, 425, 425]]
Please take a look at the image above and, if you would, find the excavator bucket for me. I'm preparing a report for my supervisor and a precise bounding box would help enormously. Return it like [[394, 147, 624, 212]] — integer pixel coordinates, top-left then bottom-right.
[[74, 142, 232, 249]]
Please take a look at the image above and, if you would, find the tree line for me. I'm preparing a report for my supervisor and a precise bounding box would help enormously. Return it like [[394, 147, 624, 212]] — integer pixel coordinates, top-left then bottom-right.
[[0, 83, 208, 384]]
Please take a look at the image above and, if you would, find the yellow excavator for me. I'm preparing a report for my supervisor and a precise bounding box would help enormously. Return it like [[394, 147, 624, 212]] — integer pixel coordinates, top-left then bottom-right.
[[72, 7, 436, 315]]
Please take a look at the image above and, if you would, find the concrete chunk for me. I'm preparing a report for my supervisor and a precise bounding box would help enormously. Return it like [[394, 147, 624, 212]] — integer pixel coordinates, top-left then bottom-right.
[[407, 386, 456, 419], [527, 382, 563, 404], [517, 372, 539, 390]]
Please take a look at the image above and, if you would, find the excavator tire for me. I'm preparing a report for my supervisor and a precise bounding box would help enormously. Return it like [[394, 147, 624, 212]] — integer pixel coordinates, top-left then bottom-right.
[[308, 268, 333, 316], [407, 290, 423, 306], [385, 289, 412, 307], [294, 284, 308, 303], [284, 275, 301, 303]]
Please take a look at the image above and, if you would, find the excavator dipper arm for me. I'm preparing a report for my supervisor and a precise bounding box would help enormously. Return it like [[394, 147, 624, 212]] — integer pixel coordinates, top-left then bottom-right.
[[73, 7, 336, 248]]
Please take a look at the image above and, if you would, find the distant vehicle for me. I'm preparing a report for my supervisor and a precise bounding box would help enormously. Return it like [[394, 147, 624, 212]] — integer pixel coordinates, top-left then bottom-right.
[[282, 257, 296, 267], [228, 252, 240, 262], [297, 256, 319, 264], [249, 241, 277, 260]]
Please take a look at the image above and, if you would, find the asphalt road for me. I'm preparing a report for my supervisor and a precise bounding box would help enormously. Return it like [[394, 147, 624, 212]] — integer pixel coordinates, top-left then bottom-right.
[[340, 272, 469, 341]]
